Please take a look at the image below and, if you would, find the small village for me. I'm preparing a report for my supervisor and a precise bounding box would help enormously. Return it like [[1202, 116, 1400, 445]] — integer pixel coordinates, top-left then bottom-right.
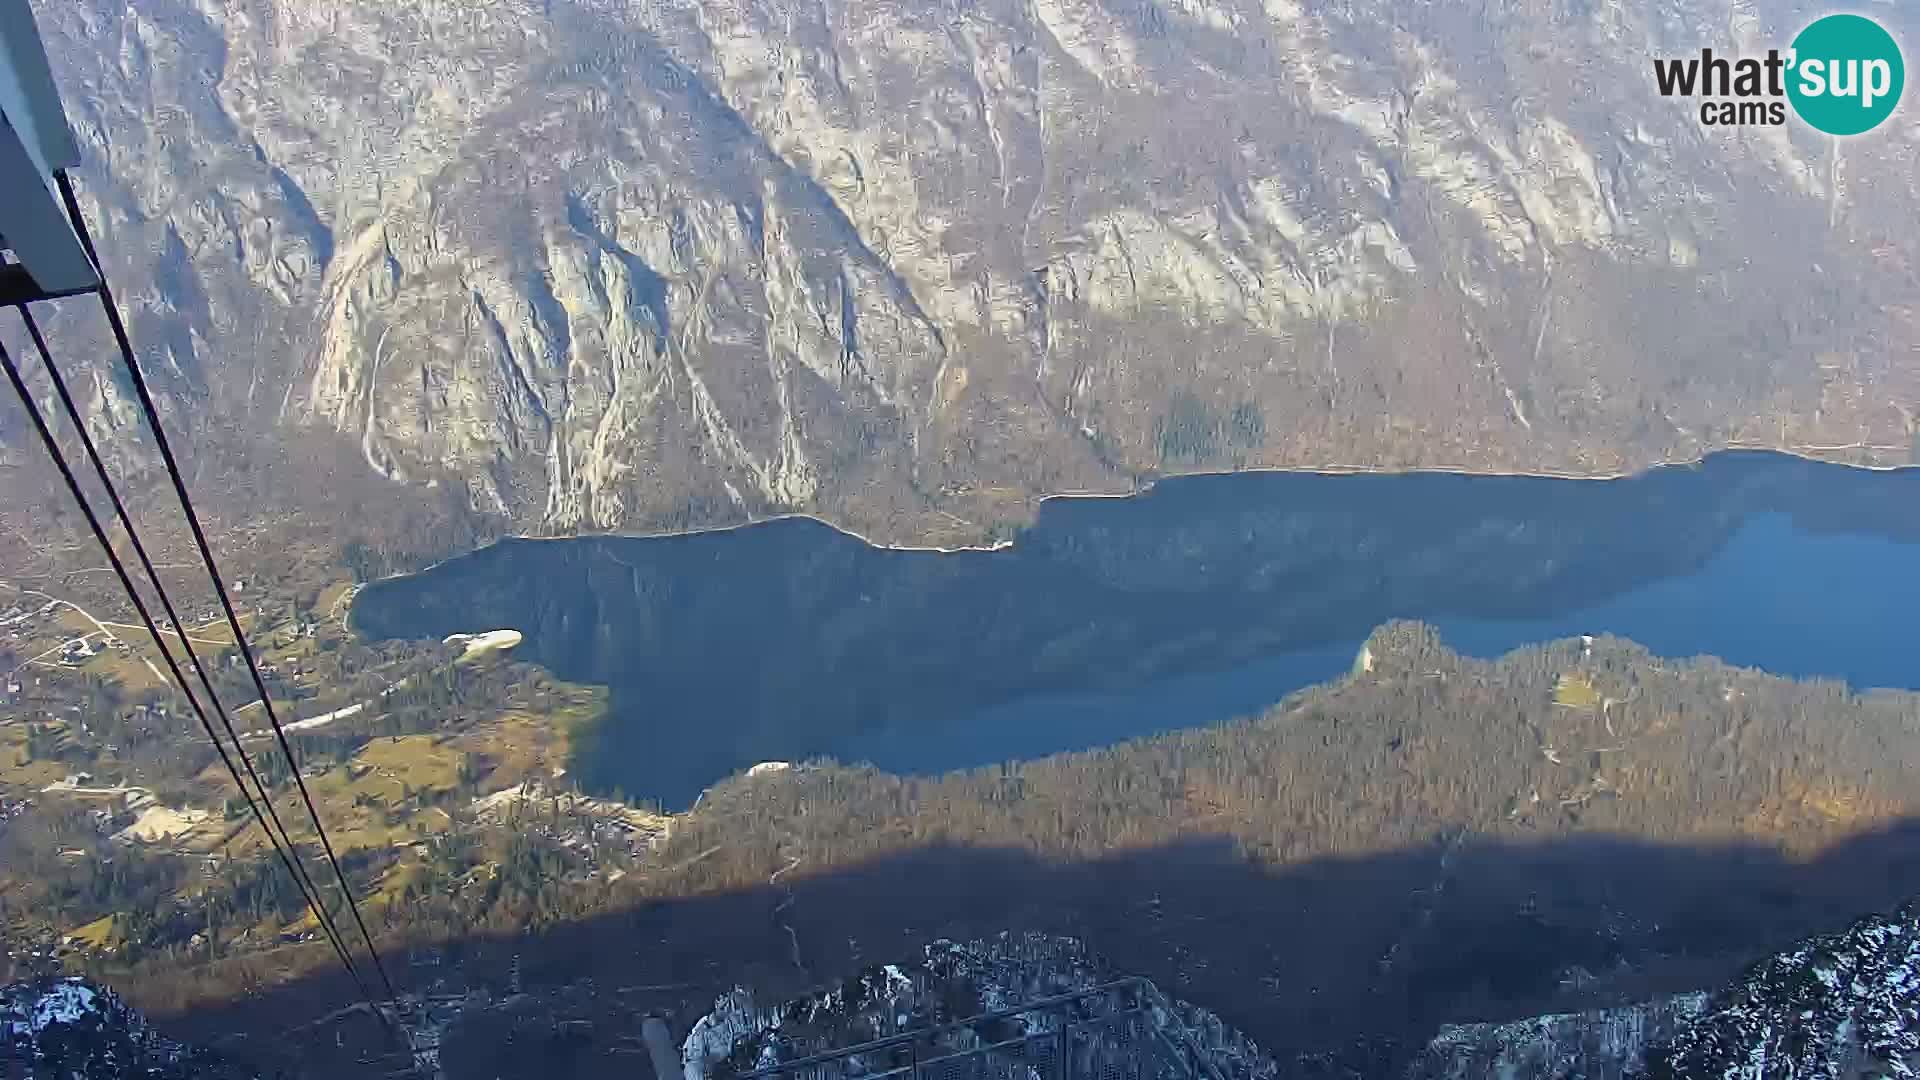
[[0, 566, 686, 983]]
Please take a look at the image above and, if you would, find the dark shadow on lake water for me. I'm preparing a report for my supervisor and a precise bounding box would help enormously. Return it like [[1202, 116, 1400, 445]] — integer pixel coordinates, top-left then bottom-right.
[[352, 452, 1920, 808]]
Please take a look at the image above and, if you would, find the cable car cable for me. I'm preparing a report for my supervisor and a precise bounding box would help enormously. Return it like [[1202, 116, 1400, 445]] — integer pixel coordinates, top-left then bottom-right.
[[0, 335, 372, 1004], [54, 170, 399, 1003], [14, 304, 369, 986]]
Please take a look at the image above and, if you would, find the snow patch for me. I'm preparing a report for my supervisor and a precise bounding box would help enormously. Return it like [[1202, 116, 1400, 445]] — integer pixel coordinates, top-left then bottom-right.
[[30, 980, 99, 1031]]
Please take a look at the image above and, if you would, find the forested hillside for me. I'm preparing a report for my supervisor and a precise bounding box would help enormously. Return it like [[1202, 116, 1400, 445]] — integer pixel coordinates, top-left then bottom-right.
[[127, 623, 1920, 1074]]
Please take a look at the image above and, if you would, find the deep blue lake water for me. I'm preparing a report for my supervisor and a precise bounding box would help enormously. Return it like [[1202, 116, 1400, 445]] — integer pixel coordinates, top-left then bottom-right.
[[354, 452, 1920, 807]]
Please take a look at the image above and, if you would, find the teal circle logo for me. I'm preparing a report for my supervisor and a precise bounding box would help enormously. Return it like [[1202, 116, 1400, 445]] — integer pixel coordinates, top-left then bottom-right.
[[1788, 14, 1905, 136]]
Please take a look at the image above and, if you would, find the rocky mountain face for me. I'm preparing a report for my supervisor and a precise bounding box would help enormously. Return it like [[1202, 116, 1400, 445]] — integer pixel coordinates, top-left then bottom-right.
[[20, 0, 1920, 546], [4, 916, 1913, 1079], [1409, 900, 1920, 1079], [677, 911, 1920, 1080], [1410, 994, 1711, 1079], [1646, 900, 1920, 1079], [681, 932, 1279, 1080], [1, 976, 256, 1078]]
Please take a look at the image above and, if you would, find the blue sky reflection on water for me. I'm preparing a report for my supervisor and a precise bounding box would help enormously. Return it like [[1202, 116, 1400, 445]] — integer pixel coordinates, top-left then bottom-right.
[[845, 512, 1920, 777]]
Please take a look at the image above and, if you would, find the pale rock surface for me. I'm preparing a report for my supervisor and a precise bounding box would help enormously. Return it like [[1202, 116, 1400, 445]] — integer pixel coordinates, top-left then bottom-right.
[[22, 0, 1920, 546]]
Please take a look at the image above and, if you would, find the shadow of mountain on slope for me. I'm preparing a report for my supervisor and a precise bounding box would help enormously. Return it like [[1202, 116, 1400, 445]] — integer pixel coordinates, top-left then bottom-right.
[[162, 815, 1920, 1080]]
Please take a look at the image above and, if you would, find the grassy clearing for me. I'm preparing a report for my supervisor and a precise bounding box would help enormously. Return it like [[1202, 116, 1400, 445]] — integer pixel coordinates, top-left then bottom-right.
[[67, 913, 119, 948], [315, 580, 357, 625], [10, 607, 250, 695], [353, 736, 464, 795], [468, 703, 585, 781], [1553, 673, 1603, 709], [285, 859, 427, 935], [290, 735, 465, 853], [261, 635, 319, 666], [0, 759, 69, 793], [213, 680, 602, 859], [82, 650, 167, 694], [0, 723, 75, 794]]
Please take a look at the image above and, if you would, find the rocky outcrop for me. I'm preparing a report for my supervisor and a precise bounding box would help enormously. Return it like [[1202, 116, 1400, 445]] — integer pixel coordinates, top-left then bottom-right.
[[1409, 901, 1920, 1079], [681, 932, 1278, 1080], [1, 976, 256, 1079], [1409, 994, 1709, 1080], [679, 907, 1920, 1080], [1646, 901, 1920, 1079], [27, 0, 1920, 545]]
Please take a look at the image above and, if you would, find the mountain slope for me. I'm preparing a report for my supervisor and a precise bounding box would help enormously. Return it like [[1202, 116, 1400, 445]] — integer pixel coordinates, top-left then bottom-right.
[[2, 976, 257, 1079], [17, 0, 1920, 546], [1646, 900, 1920, 1079], [681, 932, 1279, 1080], [1410, 900, 1920, 1079]]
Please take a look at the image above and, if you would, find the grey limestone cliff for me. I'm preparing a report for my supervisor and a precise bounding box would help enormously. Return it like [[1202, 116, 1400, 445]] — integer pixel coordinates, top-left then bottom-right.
[[20, 0, 1920, 544]]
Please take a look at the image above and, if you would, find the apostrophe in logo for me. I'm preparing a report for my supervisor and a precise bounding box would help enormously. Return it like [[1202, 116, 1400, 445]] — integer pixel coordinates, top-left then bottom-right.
[[1651, 13, 1905, 135], [1787, 14, 1904, 135]]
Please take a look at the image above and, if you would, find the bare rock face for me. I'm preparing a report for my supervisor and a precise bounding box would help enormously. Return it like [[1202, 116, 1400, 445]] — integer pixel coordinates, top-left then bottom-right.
[[681, 932, 1280, 1080], [1645, 900, 1920, 1079], [28, 0, 1920, 544], [1408, 993, 1710, 1080], [1, 976, 256, 1079], [1409, 900, 1920, 1079]]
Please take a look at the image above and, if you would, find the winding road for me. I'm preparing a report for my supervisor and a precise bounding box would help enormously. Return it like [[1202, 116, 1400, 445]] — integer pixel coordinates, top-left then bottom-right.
[[771, 848, 805, 975], [0, 580, 233, 687]]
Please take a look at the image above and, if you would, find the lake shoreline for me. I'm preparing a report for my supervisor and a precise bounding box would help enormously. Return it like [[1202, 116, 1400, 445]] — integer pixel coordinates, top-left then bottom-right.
[[353, 451, 1920, 807], [377, 445, 1920, 582]]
